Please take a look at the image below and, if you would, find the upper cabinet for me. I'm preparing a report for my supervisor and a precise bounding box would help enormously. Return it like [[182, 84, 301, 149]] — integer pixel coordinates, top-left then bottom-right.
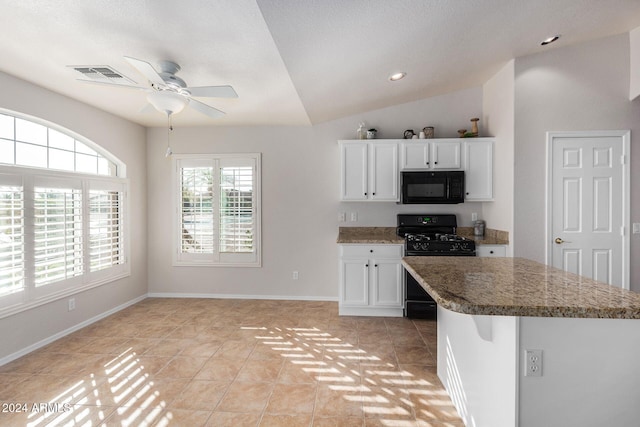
[[339, 138, 493, 202], [400, 140, 461, 170], [462, 139, 493, 201], [340, 141, 399, 201]]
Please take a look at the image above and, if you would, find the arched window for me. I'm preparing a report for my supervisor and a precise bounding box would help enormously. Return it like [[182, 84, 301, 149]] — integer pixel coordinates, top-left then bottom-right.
[[0, 110, 128, 315]]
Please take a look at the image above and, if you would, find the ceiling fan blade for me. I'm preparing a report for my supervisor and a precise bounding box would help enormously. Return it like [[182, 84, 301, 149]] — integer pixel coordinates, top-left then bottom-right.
[[187, 85, 238, 98], [76, 79, 147, 91], [124, 56, 165, 87], [189, 99, 226, 119]]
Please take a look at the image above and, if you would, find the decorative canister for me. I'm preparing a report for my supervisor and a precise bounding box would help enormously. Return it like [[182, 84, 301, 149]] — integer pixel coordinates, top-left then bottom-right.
[[403, 129, 415, 139], [473, 220, 486, 237], [422, 126, 435, 139]]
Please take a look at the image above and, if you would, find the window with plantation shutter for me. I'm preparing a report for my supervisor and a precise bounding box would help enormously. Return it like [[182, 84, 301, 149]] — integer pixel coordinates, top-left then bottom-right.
[[180, 165, 214, 254], [33, 184, 83, 286], [220, 166, 253, 253], [89, 187, 124, 272], [0, 109, 128, 316], [175, 154, 261, 267], [0, 177, 24, 303]]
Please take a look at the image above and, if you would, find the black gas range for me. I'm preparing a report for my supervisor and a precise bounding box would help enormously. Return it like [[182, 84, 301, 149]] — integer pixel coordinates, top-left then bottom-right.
[[397, 214, 476, 318]]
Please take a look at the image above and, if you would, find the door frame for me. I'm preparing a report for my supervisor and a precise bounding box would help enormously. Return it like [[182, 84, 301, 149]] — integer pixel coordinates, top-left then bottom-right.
[[545, 130, 630, 289]]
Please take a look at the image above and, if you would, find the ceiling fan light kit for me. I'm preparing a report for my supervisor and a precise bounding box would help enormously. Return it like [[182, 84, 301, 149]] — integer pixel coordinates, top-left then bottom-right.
[[146, 91, 188, 115]]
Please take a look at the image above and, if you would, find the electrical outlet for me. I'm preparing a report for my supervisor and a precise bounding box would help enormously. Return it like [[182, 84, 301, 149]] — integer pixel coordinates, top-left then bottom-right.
[[338, 212, 346, 222], [471, 212, 478, 222], [292, 271, 299, 280], [633, 223, 640, 234], [68, 298, 76, 312], [350, 212, 358, 222], [524, 349, 543, 377]]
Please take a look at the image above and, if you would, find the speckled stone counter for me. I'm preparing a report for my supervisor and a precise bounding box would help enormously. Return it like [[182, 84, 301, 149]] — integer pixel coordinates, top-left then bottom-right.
[[457, 227, 509, 245], [337, 226, 508, 245], [402, 256, 640, 319], [336, 227, 404, 244]]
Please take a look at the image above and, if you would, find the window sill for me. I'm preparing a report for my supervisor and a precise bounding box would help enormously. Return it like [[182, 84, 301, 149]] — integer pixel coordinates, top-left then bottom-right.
[[172, 261, 262, 268], [0, 271, 131, 320]]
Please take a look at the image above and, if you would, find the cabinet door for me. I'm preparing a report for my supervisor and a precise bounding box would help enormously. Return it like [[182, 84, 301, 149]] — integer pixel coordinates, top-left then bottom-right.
[[341, 143, 368, 200], [477, 245, 507, 257], [400, 142, 430, 169], [340, 259, 369, 306], [464, 140, 493, 201], [371, 259, 403, 307], [432, 141, 462, 169], [370, 143, 399, 201]]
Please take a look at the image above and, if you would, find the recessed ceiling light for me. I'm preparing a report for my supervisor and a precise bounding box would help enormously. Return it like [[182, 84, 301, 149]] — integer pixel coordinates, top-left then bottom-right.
[[541, 35, 560, 46], [389, 72, 406, 81]]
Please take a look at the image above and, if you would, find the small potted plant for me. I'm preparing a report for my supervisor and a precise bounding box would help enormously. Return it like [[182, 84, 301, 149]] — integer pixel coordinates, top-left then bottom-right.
[[366, 128, 377, 139]]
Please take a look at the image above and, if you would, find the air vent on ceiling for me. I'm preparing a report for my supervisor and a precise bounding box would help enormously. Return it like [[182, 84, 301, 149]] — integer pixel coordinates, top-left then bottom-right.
[[69, 65, 136, 84]]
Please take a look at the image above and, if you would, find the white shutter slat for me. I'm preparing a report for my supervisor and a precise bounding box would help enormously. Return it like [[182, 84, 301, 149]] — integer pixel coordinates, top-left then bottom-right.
[[220, 166, 253, 253], [0, 184, 24, 296], [180, 166, 215, 254], [33, 187, 83, 287], [89, 190, 123, 272]]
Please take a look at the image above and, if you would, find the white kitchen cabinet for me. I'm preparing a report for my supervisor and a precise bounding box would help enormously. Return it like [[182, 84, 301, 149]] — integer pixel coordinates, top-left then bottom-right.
[[462, 139, 493, 201], [340, 141, 399, 201], [477, 245, 507, 257], [339, 244, 404, 316], [400, 140, 461, 170]]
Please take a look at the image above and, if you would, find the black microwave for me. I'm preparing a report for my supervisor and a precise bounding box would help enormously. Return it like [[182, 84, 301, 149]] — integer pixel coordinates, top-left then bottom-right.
[[401, 171, 465, 204]]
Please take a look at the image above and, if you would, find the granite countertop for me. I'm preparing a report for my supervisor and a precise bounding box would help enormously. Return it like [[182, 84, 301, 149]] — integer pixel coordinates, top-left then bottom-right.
[[337, 227, 404, 244], [457, 227, 509, 245], [402, 256, 640, 319], [337, 226, 508, 245]]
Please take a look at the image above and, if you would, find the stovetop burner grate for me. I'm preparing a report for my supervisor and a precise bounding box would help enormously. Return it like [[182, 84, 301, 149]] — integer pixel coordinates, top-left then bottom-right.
[[398, 214, 476, 256]]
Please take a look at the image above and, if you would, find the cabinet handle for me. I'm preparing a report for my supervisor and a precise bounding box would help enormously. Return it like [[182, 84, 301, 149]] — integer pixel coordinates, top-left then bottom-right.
[[365, 264, 369, 267], [434, 161, 438, 164], [426, 162, 430, 165], [372, 192, 376, 195], [466, 192, 469, 195], [490, 250, 494, 254], [364, 192, 367, 196], [374, 264, 378, 267], [370, 249, 373, 253]]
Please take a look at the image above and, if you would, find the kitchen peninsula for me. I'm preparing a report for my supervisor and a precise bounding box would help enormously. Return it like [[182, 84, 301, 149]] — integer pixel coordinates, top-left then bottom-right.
[[402, 256, 640, 427]]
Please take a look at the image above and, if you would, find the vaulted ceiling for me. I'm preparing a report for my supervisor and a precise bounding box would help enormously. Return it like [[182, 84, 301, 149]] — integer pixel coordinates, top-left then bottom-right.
[[2, 0, 640, 127]]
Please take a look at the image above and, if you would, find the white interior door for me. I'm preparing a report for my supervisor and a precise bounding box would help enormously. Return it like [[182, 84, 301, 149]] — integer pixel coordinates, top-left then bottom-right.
[[547, 131, 630, 288]]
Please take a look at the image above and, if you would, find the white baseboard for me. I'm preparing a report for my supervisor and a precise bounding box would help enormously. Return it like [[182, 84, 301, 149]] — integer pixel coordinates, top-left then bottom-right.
[[0, 294, 148, 367], [147, 292, 338, 302]]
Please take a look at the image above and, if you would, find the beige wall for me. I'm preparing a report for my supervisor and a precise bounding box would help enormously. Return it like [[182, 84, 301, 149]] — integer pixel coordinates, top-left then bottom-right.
[[514, 33, 640, 291], [146, 87, 487, 299], [0, 72, 147, 360], [482, 60, 515, 253]]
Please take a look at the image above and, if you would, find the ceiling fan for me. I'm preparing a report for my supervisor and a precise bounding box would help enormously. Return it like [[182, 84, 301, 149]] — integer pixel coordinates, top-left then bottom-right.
[[75, 56, 238, 119]]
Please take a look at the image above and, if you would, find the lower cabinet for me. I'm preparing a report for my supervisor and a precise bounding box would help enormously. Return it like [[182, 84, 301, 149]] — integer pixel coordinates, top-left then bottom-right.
[[477, 245, 508, 257], [339, 244, 404, 317]]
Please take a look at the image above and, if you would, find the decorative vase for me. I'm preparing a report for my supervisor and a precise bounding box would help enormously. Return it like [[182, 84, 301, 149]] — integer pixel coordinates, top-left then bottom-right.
[[470, 118, 479, 137], [422, 126, 434, 139]]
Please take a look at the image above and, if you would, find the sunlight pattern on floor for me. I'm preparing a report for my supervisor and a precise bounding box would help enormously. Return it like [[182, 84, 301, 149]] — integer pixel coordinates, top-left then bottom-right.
[[0, 298, 464, 426]]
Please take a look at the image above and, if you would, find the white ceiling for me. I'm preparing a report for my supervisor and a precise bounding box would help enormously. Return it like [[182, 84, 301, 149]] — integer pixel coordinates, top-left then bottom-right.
[[1, 0, 640, 127]]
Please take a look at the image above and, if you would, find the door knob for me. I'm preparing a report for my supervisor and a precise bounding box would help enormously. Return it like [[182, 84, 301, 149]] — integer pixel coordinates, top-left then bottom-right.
[[554, 237, 570, 244]]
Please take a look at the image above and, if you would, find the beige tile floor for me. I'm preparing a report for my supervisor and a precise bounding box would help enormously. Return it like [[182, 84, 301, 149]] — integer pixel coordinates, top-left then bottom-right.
[[0, 299, 463, 426]]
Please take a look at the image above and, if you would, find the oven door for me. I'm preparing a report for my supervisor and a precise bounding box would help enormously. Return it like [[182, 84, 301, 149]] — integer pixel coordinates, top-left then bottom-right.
[[405, 270, 437, 319]]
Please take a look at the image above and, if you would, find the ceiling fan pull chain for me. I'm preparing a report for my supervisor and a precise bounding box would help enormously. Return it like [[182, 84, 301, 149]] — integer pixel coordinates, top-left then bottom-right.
[[165, 113, 173, 158]]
